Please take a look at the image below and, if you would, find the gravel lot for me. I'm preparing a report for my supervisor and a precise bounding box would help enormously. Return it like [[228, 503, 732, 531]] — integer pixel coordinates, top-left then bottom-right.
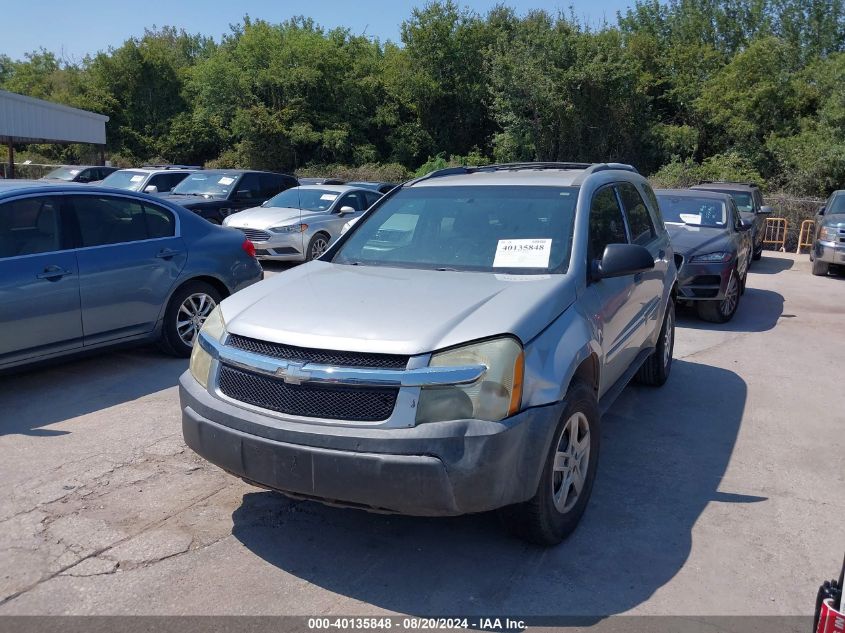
[[1, 252, 842, 616]]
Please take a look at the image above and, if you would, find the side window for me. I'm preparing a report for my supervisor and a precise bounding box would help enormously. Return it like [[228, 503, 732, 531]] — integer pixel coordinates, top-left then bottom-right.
[[143, 203, 176, 239], [337, 193, 364, 212], [0, 196, 64, 258], [589, 186, 628, 261], [147, 174, 168, 192], [235, 174, 261, 200], [259, 174, 286, 199], [364, 192, 382, 208], [640, 182, 665, 230], [71, 196, 149, 246], [618, 182, 657, 246]]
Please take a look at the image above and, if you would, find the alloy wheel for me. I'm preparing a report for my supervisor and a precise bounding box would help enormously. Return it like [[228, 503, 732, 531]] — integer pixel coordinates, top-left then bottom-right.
[[176, 293, 217, 347], [552, 412, 591, 513], [720, 272, 739, 317], [310, 236, 329, 259], [663, 306, 674, 368]]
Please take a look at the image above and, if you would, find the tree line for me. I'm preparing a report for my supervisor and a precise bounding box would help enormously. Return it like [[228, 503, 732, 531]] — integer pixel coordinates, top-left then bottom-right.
[[2, 0, 845, 196]]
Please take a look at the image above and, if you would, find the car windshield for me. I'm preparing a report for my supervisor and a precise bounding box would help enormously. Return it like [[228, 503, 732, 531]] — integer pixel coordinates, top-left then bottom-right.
[[43, 167, 81, 181], [332, 185, 577, 273], [172, 173, 236, 196], [828, 195, 845, 214], [658, 195, 727, 228], [263, 188, 339, 212], [101, 170, 146, 191]]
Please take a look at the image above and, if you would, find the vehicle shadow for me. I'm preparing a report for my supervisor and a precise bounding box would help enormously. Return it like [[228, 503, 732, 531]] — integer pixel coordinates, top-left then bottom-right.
[[230, 358, 753, 617], [0, 346, 185, 437], [753, 254, 794, 274], [677, 287, 784, 333]]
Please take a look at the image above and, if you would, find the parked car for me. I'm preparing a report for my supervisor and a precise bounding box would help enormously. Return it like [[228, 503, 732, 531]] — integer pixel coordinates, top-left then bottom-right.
[[656, 189, 751, 323], [40, 165, 117, 184], [810, 190, 845, 276], [691, 181, 772, 261], [0, 180, 263, 370], [297, 177, 346, 185], [223, 185, 382, 262], [160, 170, 299, 224], [180, 162, 678, 545], [345, 181, 398, 194], [99, 165, 199, 194]]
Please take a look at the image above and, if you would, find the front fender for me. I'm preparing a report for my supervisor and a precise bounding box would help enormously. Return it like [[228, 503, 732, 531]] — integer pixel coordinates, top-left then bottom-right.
[[522, 304, 601, 407]]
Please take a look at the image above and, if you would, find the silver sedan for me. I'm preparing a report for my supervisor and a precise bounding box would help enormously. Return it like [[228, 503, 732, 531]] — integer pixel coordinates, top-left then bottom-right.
[[223, 185, 383, 261]]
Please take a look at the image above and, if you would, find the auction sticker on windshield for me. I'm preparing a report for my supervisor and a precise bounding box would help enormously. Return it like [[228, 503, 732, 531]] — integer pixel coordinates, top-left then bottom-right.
[[218, 176, 235, 185], [493, 238, 552, 268]]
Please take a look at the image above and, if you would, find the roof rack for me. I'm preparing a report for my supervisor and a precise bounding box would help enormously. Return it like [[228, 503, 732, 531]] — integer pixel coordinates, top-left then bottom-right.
[[141, 164, 203, 170], [697, 180, 759, 188], [408, 161, 638, 186]]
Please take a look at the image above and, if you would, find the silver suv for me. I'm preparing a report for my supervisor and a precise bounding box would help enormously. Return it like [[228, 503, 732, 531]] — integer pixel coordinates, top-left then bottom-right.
[[180, 162, 678, 544], [811, 190, 845, 276]]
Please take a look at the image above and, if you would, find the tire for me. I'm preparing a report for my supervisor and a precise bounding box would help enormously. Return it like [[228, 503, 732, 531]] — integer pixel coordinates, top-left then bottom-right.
[[498, 380, 600, 546], [811, 259, 830, 276], [158, 281, 222, 357], [752, 247, 762, 261], [635, 299, 675, 387], [697, 269, 740, 323], [306, 232, 330, 261]]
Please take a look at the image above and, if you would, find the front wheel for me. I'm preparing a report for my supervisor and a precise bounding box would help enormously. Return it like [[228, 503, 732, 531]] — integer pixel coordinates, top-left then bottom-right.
[[697, 269, 740, 323], [498, 380, 600, 546], [306, 233, 330, 261], [635, 299, 674, 386], [812, 259, 830, 276]]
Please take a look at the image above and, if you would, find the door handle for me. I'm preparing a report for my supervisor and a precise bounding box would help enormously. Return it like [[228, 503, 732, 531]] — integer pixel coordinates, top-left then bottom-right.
[[36, 266, 72, 280], [156, 248, 182, 259]]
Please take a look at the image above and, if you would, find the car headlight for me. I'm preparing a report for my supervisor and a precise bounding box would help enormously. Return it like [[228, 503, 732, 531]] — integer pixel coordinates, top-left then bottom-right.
[[189, 306, 226, 389], [415, 337, 524, 424], [269, 224, 308, 234], [691, 251, 732, 263], [820, 225, 839, 242]]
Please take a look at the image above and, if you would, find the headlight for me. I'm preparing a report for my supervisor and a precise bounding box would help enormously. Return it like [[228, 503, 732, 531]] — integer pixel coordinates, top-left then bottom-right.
[[269, 224, 308, 234], [189, 306, 226, 389], [416, 337, 524, 424], [820, 225, 839, 242], [691, 251, 732, 263]]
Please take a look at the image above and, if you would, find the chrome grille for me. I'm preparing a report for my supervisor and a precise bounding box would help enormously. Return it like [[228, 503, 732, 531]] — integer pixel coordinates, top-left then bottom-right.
[[218, 365, 398, 421], [238, 228, 272, 242], [227, 334, 409, 369]]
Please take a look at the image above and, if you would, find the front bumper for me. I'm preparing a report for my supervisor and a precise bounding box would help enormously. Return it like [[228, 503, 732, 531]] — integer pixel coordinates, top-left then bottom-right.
[[676, 260, 734, 301], [180, 371, 562, 516], [814, 240, 845, 265]]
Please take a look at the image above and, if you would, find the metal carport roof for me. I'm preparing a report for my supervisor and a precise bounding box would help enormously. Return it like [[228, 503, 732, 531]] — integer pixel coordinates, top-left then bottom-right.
[[0, 89, 108, 145]]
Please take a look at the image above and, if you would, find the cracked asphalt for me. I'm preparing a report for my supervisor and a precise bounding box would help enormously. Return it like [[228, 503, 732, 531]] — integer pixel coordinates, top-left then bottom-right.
[[0, 252, 842, 616]]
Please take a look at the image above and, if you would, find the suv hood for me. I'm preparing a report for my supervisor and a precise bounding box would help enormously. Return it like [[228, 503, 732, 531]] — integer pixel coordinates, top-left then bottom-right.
[[666, 223, 734, 258], [219, 262, 576, 355], [823, 213, 845, 228], [225, 206, 322, 228]]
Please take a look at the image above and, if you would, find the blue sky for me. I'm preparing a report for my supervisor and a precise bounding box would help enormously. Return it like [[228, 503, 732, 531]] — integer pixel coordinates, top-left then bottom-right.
[[3, 0, 640, 62]]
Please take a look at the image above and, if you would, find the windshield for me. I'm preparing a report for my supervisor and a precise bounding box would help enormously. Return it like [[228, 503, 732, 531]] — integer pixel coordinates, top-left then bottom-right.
[[828, 194, 845, 214], [658, 195, 727, 228], [101, 170, 146, 191], [263, 188, 339, 212], [172, 172, 237, 196], [332, 185, 577, 273], [43, 167, 81, 181]]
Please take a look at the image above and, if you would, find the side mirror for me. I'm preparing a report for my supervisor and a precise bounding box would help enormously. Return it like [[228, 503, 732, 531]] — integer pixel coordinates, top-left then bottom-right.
[[818, 206, 826, 216], [144, 185, 158, 194], [338, 205, 356, 215], [759, 205, 774, 215], [739, 221, 753, 231], [593, 243, 655, 280]]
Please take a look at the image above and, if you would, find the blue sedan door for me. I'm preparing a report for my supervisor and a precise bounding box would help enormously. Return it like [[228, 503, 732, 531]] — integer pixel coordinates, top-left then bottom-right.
[[68, 194, 186, 346], [0, 195, 82, 366]]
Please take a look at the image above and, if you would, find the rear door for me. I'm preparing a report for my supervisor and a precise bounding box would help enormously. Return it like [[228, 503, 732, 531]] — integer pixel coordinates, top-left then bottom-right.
[[68, 194, 186, 345], [580, 185, 640, 395], [0, 194, 82, 365], [617, 182, 666, 351]]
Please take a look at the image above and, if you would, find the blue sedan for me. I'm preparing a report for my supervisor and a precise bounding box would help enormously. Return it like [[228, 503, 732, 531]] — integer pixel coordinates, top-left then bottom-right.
[[0, 181, 263, 369]]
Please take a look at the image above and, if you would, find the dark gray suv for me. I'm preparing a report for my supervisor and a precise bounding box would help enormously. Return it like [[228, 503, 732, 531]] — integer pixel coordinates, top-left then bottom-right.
[[180, 162, 678, 545]]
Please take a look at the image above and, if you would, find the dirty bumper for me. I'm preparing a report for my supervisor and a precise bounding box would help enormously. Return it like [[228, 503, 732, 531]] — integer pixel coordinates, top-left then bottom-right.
[[179, 371, 562, 516]]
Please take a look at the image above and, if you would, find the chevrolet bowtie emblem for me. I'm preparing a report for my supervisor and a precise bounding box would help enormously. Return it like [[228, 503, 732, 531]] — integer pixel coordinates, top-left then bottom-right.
[[276, 362, 311, 385]]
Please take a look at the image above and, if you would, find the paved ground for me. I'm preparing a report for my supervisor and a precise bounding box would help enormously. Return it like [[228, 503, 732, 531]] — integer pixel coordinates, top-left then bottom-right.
[[0, 252, 842, 616]]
